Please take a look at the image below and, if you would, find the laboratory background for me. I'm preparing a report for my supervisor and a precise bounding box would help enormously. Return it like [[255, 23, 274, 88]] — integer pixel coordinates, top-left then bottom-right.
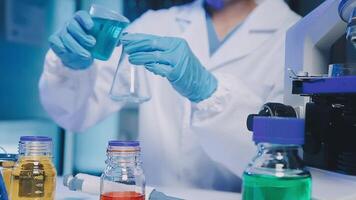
[[1, 0, 356, 199], [0, 0, 328, 178]]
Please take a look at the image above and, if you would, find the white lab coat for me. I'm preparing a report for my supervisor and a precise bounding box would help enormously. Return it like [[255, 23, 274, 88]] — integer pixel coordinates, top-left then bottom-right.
[[39, 0, 300, 190]]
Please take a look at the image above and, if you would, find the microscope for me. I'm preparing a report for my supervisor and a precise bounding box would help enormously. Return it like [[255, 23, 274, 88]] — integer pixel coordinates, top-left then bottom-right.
[[248, 0, 356, 176]]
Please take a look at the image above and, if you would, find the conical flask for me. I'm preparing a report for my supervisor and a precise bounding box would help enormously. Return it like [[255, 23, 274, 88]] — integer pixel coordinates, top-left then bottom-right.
[[109, 51, 151, 104]]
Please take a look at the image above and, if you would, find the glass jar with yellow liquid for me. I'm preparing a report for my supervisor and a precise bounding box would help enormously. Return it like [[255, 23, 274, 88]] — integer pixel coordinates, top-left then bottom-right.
[[10, 136, 56, 200]]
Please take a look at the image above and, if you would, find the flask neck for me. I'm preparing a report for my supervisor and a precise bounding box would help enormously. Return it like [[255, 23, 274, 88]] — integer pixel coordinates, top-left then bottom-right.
[[19, 141, 52, 157]]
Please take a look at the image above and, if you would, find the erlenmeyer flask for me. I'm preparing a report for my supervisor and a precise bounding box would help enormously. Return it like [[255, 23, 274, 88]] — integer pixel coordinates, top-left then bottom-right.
[[109, 52, 151, 103], [88, 4, 151, 103]]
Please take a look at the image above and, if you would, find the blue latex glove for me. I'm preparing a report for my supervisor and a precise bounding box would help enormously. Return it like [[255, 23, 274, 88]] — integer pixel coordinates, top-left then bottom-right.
[[49, 11, 96, 70], [121, 34, 217, 103], [149, 190, 183, 200]]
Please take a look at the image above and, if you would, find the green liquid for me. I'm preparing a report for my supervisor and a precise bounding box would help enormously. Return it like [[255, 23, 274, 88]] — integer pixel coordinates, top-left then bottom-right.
[[89, 17, 129, 61], [242, 173, 311, 200]]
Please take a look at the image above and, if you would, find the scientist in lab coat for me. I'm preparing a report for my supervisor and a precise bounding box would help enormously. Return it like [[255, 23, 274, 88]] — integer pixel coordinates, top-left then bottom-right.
[[40, 0, 300, 191]]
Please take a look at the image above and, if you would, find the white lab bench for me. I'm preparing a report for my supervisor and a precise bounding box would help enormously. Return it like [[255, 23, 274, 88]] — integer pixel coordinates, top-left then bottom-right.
[[56, 168, 356, 200], [309, 168, 356, 200], [55, 177, 240, 200]]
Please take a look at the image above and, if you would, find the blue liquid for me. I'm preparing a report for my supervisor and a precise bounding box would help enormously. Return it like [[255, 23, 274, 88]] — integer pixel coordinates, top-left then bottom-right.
[[0, 173, 8, 200], [89, 17, 129, 61]]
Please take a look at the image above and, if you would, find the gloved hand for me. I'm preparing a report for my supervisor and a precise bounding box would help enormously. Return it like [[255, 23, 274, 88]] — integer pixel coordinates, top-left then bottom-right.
[[149, 190, 183, 200], [121, 33, 217, 103], [49, 11, 96, 70]]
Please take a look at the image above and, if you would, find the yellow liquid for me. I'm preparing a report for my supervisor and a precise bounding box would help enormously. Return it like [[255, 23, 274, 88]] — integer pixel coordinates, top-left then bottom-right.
[[10, 156, 56, 200], [2, 161, 15, 193]]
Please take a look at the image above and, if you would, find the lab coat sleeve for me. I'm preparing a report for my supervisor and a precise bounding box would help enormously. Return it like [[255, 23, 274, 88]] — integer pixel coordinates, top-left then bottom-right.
[[39, 10, 161, 132], [39, 48, 128, 132]]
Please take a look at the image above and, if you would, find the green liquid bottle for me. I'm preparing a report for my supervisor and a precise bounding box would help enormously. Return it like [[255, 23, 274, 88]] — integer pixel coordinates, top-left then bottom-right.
[[243, 174, 311, 200], [242, 117, 312, 200]]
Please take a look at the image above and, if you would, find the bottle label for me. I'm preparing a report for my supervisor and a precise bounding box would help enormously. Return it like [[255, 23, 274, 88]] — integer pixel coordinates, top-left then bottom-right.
[[18, 163, 45, 197]]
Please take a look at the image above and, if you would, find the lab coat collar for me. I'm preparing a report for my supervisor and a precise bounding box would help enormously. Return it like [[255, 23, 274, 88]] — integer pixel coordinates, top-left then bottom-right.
[[246, 0, 292, 31], [175, 0, 205, 23], [175, 0, 210, 67], [175, 0, 293, 70]]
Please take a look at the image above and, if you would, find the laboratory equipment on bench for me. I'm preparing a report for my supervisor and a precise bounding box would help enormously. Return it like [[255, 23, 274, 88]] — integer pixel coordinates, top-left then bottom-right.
[[90, 5, 151, 104], [243, 117, 311, 200], [283, 0, 356, 176], [101, 141, 145, 200], [10, 136, 57, 200], [249, 0, 356, 176], [0, 149, 17, 196]]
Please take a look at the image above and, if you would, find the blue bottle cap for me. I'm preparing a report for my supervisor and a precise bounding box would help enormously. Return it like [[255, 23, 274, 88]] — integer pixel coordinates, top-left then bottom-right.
[[20, 136, 52, 142], [252, 117, 305, 145], [108, 140, 140, 147]]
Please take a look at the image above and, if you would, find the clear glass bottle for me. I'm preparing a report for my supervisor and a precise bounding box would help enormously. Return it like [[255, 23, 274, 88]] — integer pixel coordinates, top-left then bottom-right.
[[243, 117, 312, 200], [10, 136, 57, 200], [100, 141, 145, 200]]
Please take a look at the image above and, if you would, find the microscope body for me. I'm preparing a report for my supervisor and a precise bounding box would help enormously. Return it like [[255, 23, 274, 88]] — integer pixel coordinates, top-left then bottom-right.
[[284, 0, 356, 175]]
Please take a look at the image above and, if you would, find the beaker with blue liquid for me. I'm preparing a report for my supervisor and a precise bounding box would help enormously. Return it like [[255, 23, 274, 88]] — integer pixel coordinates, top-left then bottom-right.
[[89, 5, 129, 61], [89, 5, 151, 104]]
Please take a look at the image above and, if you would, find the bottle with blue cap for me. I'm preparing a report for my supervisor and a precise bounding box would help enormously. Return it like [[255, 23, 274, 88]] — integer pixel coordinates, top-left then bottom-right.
[[242, 117, 312, 200], [10, 136, 56, 200], [100, 140, 145, 200]]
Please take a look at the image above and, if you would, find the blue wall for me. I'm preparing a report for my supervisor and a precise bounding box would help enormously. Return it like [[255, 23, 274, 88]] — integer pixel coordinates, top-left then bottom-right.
[[0, 0, 81, 120], [0, 0, 125, 175], [0, 0, 75, 174], [0, 0, 54, 120], [0, 41, 47, 119]]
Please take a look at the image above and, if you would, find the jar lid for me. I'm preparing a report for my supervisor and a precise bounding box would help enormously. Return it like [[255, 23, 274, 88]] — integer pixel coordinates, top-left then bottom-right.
[[252, 117, 305, 145], [20, 136, 52, 142], [108, 140, 139, 147]]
